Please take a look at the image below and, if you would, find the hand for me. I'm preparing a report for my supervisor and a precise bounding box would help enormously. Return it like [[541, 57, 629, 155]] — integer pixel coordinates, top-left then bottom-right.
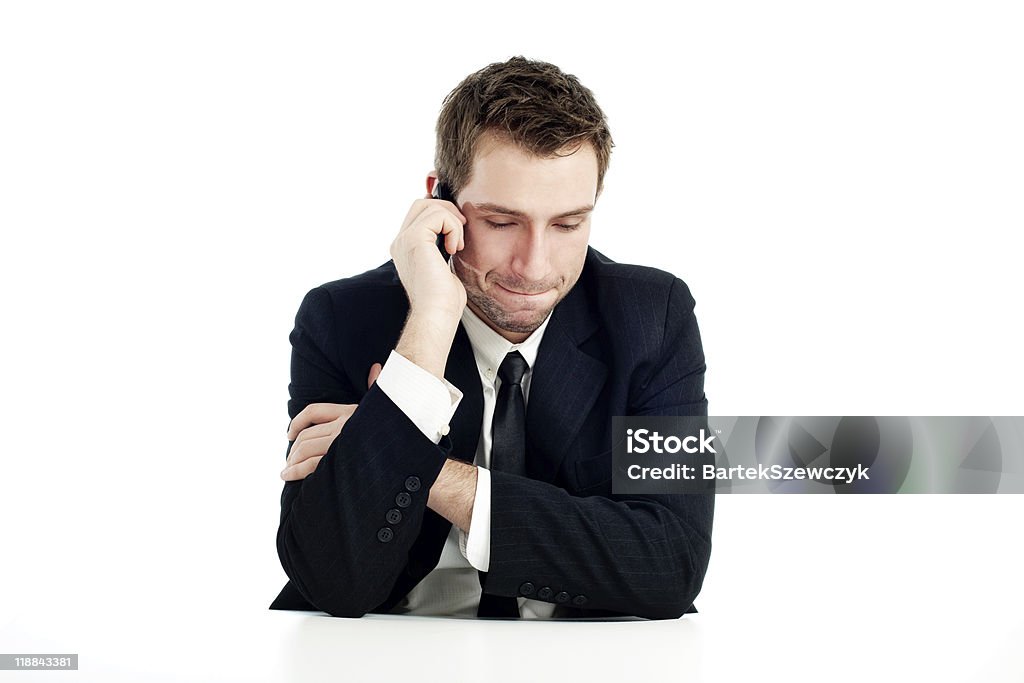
[[280, 363, 382, 481], [390, 196, 468, 319]]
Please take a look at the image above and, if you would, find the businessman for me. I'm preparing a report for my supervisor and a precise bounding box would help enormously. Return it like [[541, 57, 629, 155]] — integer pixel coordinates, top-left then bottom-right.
[[270, 56, 713, 619]]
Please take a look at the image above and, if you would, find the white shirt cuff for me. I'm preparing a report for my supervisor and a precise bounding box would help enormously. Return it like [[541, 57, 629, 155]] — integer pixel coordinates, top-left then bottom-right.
[[374, 349, 462, 444], [459, 466, 491, 571]]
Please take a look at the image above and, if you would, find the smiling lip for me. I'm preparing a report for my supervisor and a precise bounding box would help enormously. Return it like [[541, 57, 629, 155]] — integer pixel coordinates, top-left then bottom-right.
[[497, 284, 550, 297]]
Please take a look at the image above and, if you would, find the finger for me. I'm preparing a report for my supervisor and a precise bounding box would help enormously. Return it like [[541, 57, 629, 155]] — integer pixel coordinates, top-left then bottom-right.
[[426, 208, 464, 255], [400, 198, 466, 233], [400, 198, 434, 231], [444, 223, 459, 255], [287, 403, 345, 440], [394, 208, 465, 259], [367, 362, 383, 388], [420, 204, 466, 233], [437, 199, 466, 223], [291, 420, 336, 451], [288, 406, 356, 465], [281, 455, 323, 481], [286, 434, 337, 468]]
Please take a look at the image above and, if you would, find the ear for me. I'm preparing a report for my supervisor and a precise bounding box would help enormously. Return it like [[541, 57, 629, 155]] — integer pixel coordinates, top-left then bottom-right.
[[425, 171, 439, 198]]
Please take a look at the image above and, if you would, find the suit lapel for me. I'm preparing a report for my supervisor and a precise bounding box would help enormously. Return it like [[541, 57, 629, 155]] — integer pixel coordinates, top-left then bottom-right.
[[526, 278, 607, 484]]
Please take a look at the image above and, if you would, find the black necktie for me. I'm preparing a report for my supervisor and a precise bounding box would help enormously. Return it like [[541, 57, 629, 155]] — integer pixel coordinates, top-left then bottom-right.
[[477, 351, 528, 618]]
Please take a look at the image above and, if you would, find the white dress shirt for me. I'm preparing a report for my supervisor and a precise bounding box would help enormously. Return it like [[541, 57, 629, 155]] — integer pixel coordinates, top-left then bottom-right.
[[374, 303, 557, 618]]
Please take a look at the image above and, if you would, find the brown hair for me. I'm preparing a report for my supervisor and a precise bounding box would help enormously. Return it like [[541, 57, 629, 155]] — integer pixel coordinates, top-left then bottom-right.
[[435, 56, 614, 201]]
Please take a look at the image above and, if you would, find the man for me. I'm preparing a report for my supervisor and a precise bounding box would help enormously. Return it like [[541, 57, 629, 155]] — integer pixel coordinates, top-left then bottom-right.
[[270, 56, 713, 620]]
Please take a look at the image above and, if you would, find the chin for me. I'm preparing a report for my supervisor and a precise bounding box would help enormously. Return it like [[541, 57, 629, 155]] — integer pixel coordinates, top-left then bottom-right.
[[499, 318, 545, 335], [498, 307, 554, 333], [471, 296, 540, 333]]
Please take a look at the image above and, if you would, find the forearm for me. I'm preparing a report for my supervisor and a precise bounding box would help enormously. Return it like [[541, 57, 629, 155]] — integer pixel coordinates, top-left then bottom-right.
[[276, 285, 467, 617], [427, 458, 478, 532], [395, 309, 460, 380], [392, 307, 478, 528], [484, 471, 714, 620], [276, 385, 448, 617]]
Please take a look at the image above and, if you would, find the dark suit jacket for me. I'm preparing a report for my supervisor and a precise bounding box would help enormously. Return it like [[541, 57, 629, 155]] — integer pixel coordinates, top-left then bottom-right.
[[269, 246, 713, 619]]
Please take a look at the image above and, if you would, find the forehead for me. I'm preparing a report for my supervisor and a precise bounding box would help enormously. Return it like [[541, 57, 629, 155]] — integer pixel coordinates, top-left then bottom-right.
[[465, 133, 598, 210]]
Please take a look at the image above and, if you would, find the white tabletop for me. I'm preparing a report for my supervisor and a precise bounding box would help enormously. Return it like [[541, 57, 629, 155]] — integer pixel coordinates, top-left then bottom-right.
[[4, 597, 1023, 683], [4, 498, 1024, 682]]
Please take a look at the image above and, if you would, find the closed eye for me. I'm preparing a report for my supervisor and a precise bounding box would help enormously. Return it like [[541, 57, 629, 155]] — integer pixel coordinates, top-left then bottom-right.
[[484, 220, 582, 231]]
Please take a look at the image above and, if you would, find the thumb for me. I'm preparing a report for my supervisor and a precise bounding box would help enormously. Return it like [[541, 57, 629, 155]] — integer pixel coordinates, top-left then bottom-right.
[[367, 362, 383, 389]]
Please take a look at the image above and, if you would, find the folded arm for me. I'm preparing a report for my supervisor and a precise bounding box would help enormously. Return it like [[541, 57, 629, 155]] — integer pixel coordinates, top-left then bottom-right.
[[275, 286, 457, 617]]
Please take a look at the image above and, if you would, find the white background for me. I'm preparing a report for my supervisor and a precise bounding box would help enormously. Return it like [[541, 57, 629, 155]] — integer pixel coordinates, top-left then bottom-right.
[[1, 1, 1022, 681]]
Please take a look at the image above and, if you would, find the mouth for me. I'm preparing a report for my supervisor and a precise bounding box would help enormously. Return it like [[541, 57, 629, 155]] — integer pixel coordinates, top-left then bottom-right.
[[496, 284, 551, 297]]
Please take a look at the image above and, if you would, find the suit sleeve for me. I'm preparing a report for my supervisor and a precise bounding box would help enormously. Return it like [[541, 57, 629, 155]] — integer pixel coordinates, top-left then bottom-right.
[[274, 286, 451, 617], [485, 277, 714, 620]]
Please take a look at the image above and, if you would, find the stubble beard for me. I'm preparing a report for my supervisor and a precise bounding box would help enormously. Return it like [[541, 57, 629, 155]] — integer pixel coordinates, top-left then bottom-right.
[[454, 254, 575, 336], [465, 286, 555, 335]]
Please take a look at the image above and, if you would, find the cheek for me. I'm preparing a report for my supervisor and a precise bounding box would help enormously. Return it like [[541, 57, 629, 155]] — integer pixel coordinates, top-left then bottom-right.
[[555, 231, 590, 279], [462, 225, 508, 270]]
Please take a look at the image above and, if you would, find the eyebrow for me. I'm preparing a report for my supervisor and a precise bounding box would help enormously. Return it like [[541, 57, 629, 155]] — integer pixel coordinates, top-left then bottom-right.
[[474, 203, 595, 220]]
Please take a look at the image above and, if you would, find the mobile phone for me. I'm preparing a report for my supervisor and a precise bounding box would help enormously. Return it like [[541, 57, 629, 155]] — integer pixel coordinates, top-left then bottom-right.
[[432, 180, 456, 261], [433, 179, 455, 203]]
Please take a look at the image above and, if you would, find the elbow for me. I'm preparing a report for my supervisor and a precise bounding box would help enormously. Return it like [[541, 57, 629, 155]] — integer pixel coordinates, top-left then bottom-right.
[[275, 521, 386, 618], [321, 600, 373, 619], [639, 537, 712, 620], [636, 590, 697, 621], [303, 584, 378, 619], [639, 570, 707, 620]]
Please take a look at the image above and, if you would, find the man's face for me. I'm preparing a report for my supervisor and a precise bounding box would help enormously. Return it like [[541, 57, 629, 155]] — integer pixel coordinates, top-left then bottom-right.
[[449, 133, 597, 343]]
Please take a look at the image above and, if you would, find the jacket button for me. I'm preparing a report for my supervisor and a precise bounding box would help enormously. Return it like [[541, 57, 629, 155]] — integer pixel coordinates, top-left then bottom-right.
[[404, 476, 421, 492], [536, 586, 553, 600], [555, 591, 570, 603], [386, 508, 403, 524], [572, 594, 588, 606], [395, 492, 412, 508], [377, 527, 394, 543], [518, 582, 535, 596]]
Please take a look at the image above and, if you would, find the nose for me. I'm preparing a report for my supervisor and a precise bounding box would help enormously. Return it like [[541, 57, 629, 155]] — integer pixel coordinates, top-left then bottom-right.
[[510, 226, 551, 285]]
